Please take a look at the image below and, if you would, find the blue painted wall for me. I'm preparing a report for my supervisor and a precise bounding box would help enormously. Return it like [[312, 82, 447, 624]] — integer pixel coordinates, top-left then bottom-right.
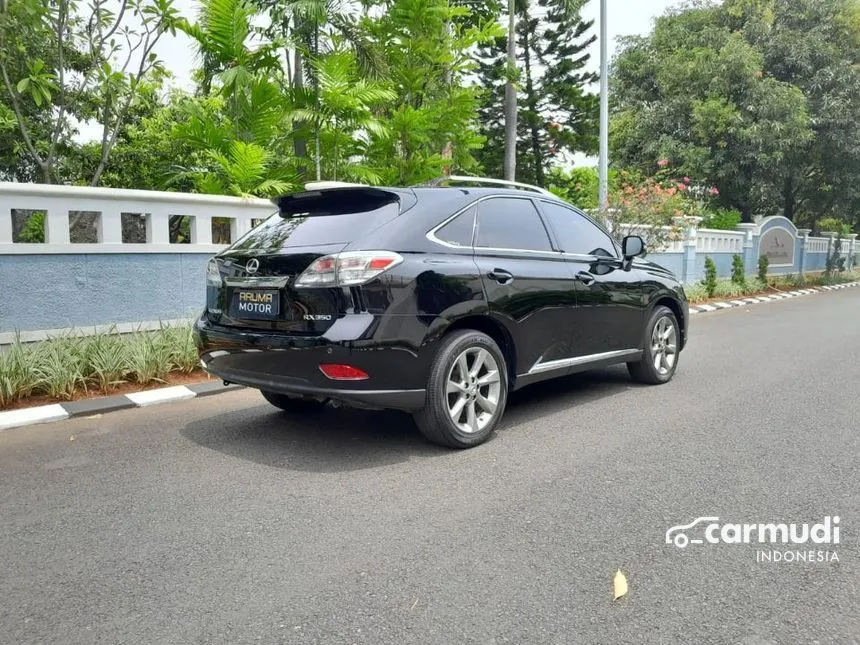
[[805, 252, 828, 272], [0, 254, 208, 332], [0, 236, 852, 334], [647, 252, 684, 277], [695, 252, 737, 277]]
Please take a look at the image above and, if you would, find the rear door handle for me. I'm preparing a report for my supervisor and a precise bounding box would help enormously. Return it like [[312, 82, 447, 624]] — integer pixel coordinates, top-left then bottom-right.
[[488, 268, 514, 285], [575, 271, 595, 285]]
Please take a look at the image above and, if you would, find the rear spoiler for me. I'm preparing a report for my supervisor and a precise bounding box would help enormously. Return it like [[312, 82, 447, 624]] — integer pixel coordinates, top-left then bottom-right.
[[272, 185, 417, 217]]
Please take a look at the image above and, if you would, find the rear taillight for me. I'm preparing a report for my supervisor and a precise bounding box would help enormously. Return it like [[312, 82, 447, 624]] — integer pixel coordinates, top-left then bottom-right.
[[319, 364, 369, 380], [206, 258, 223, 287], [294, 251, 403, 288]]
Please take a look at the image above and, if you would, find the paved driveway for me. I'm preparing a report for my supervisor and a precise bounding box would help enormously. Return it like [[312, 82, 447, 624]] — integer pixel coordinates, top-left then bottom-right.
[[1, 291, 858, 645]]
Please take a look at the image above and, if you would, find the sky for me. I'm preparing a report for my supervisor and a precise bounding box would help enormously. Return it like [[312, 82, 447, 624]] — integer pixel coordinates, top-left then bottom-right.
[[80, 0, 682, 165], [147, 0, 681, 91]]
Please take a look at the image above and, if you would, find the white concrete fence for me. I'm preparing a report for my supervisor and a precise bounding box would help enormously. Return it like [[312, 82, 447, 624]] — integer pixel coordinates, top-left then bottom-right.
[[0, 182, 857, 343], [0, 182, 276, 254]]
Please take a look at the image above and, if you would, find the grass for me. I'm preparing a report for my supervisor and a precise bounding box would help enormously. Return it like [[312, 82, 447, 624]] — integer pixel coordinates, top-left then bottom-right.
[[0, 322, 201, 409], [685, 269, 860, 304]]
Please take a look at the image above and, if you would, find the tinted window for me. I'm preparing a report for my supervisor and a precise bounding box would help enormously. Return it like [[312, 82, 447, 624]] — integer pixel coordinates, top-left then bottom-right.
[[435, 207, 475, 247], [232, 202, 400, 250], [475, 198, 552, 252], [540, 201, 617, 257]]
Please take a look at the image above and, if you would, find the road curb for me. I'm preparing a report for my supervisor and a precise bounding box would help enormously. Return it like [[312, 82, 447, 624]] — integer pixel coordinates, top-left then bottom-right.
[[2, 280, 858, 433], [688, 281, 859, 315], [0, 381, 245, 433]]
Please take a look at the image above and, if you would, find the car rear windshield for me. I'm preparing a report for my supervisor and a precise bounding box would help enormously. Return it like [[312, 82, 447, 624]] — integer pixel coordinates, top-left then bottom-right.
[[232, 189, 404, 250]]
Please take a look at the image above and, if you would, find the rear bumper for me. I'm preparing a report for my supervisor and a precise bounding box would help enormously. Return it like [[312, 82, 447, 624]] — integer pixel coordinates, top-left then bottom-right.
[[203, 363, 425, 411], [194, 314, 430, 412]]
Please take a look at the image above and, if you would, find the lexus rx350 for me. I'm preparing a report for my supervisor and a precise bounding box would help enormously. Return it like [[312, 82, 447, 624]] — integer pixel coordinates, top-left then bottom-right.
[[194, 179, 689, 448]]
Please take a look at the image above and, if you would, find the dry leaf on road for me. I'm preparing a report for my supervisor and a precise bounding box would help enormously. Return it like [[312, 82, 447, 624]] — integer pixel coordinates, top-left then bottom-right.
[[613, 569, 628, 600]]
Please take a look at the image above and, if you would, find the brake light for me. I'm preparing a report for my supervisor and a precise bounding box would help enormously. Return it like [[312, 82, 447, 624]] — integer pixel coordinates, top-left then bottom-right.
[[319, 364, 369, 380], [206, 258, 223, 287], [294, 251, 404, 288]]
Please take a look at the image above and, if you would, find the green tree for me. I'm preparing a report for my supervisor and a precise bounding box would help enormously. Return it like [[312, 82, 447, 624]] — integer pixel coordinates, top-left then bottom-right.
[[365, 0, 502, 185], [546, 166, 617, 210], [254, 0, 387, 179], [475, 0, 598, 186], [64, 75, 199, 190], [171, 0, 301, 196], [610, 0, 860, 227], [0, 0, 181, 185], [303, 48, 395, 182]]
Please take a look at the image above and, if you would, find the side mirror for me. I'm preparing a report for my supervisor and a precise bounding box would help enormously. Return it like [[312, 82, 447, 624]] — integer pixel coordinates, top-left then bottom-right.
[[622, 235, 645, 259]]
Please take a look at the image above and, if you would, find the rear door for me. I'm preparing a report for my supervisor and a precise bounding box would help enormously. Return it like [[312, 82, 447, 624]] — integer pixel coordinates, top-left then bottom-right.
[[207, 187, 408, 335], [535, 199, 645, 355], [472, 196, 580, 377]]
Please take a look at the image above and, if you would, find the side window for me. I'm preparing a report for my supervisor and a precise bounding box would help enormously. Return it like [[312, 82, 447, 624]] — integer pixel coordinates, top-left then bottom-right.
[[475, 198, 553, 252], [540, 201, 617, 257], [435, 207, 475, 247]]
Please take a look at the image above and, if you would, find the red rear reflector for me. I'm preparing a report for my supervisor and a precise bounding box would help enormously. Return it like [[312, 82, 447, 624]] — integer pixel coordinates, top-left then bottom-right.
[[319, 364, 369, 381], [368, 257, 395, 270]]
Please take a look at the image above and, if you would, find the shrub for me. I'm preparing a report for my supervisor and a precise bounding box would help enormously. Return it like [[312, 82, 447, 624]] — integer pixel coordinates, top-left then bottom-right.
[[604, 171, 686, 251], [825, 234, 843, 278], [817, 217, 851, 236], [713, 280, 746, 298], [0, 322, 205, 409], [29, 336, 89, 401], [0, 339, 39, 407], [700, 208, 742, 231], [684, 283, 708, 302], [746, 278, 767, 293], [703, 256, 717, 297], [85, 332, 128, 392], [731, 254, 745, 285], [757, 255, 769, 283], [546, 166, 617, 210]]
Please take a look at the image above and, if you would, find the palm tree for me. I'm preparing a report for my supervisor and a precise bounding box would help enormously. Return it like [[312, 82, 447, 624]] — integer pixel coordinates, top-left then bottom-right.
[[172, 0, 301, 196], [255, 0, 387, 179], [301, 49, 395, 181]]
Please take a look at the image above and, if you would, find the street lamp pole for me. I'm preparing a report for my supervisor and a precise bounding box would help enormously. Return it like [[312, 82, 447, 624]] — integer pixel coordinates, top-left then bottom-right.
[[598, 0, 609, 213]]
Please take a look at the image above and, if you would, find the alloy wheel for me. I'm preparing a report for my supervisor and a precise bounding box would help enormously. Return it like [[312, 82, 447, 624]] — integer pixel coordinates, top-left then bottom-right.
[[651, 316, 678, 376], [445, 347, 502, 434]]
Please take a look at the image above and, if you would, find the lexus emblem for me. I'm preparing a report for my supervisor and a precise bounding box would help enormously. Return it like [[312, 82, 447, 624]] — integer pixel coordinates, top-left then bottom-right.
[[245, 258, 260, 274]]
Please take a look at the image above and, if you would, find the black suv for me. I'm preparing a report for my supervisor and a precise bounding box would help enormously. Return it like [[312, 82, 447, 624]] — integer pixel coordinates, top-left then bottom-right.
[[194, 177, 689, 448]]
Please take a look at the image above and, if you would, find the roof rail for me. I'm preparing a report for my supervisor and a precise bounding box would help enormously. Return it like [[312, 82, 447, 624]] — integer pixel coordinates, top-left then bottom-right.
[[421, 175, 557, 197]]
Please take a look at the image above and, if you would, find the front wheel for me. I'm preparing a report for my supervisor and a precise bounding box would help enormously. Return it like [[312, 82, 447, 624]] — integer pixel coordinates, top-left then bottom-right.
[[261, 390, 329, 413], [627, 306, 680, 385], [413, 330, 508, 449]]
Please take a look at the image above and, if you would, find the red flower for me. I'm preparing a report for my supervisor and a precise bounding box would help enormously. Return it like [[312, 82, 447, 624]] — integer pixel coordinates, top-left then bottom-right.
[[709, 186, 720, 196], [657, 158, 670, 168], [683, 176, 691, 185], [677, 183, 687, 191]]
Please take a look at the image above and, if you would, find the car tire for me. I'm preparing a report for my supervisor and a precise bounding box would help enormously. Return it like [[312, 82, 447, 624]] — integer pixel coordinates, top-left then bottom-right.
[[260, 390, 329, 413], [413, 330, 509, 449], [627, 305, 681, 385]]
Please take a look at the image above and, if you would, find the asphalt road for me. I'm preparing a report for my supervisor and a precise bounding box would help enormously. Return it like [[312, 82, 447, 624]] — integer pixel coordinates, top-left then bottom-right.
[[2, 291, 859, 645]]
